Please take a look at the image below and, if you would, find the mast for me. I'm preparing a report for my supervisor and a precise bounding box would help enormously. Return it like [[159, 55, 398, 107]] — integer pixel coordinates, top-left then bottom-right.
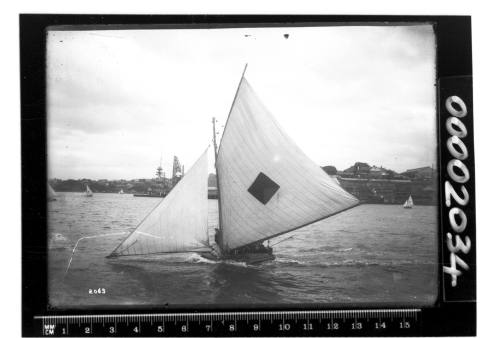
[[212, 117, 224, 249], [212, 117, 218, 160]]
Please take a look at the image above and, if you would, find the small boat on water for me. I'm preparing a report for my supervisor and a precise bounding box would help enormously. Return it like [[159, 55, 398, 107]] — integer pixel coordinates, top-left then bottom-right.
[[108, 65, 359, 264], [48, 184, 57, 201], [403, 195, 414, 209], [118, 189, 124, 194], [85, 184, 93, 197]]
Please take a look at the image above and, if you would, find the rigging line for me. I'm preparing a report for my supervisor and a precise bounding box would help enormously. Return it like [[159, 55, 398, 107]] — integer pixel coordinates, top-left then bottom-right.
[[270, 235, 294, 247], [64, 232, 128, 277]]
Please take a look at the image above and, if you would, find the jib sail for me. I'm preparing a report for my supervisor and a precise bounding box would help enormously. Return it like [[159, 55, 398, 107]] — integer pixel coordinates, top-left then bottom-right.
[[109, 150, 210, 257]]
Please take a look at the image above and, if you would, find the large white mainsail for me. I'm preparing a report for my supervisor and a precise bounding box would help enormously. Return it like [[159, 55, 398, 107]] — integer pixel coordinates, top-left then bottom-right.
[[109, 150, 210, 257], [216, 76, 359, 251]]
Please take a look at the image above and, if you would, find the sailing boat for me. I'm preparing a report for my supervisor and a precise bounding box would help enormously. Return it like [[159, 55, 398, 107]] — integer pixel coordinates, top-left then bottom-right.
[[403, 195, 414, 209], [85, 184, 93, 197], [119, 189, 124, 194], [108, 65, 359, 263], [48, 183, 57, 201]]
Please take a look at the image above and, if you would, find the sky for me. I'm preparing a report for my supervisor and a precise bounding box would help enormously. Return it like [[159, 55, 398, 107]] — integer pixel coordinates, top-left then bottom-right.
[[47, 25, 436, 180]]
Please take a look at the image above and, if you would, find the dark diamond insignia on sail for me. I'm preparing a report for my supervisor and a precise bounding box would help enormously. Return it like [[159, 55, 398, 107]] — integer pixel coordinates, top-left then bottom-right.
[[247, 172, 280, 205]]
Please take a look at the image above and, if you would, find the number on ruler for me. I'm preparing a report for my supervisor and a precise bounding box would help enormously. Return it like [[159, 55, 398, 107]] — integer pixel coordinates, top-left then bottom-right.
[[327, 322, 339, 330], [279, 323, 290, 331], [400, 321, 411, 329], [351, 322, 362, 330]]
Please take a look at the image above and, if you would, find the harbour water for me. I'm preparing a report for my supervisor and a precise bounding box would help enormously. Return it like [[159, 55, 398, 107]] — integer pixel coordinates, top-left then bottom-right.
[[48, 192, 437, 308]]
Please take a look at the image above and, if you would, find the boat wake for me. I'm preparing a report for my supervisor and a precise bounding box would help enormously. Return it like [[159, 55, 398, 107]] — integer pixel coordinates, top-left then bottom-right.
[[187, 254, 249, 268], [186, 253, 217, 265], [105, 252, 250, 268], [221, 260, 249, 268]]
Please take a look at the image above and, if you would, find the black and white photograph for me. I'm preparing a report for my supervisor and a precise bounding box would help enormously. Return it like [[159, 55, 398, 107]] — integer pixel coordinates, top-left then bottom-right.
[[45, 24, 440, 308]]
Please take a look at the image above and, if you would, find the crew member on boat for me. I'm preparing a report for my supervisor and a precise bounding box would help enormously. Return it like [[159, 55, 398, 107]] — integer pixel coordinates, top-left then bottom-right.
[[214, 228, 222, 247]]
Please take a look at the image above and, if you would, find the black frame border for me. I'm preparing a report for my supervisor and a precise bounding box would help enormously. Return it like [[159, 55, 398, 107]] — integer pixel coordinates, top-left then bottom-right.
[[20, 14, 474, 336]]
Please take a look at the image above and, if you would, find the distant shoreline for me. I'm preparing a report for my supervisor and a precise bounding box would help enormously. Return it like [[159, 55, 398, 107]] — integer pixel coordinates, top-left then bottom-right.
[[49, 163, 437, 205]]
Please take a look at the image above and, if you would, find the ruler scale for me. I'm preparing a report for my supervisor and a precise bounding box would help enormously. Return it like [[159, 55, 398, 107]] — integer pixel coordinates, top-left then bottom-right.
[[36, 309, 421, 336]]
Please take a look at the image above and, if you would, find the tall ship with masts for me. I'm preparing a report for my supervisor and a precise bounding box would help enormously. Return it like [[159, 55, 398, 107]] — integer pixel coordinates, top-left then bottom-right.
[[133, 157, 183, 198], [108, 66, 359, 263]]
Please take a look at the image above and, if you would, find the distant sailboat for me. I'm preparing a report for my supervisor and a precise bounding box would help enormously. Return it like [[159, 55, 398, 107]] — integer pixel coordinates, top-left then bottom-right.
[[403, 195, 414, 209], [85, 184, 93, 197], [48, 184, 57, 201], [119, 189, 124, 194], [108, 65, 359, 263]]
